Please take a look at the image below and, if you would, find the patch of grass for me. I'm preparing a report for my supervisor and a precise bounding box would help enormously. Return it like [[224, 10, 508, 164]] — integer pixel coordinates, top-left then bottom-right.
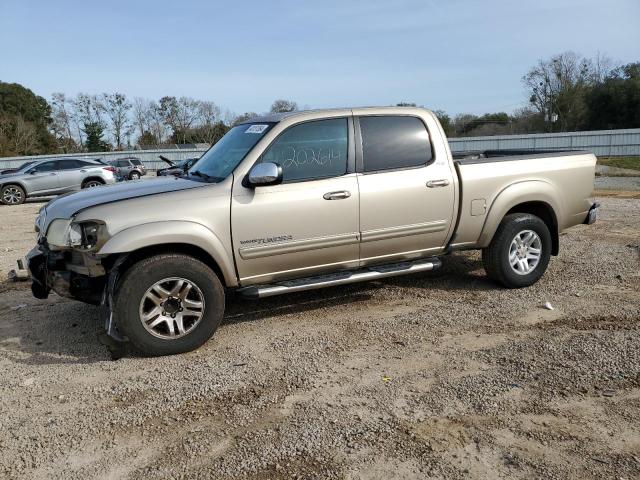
[[597, 156, 640, 171]]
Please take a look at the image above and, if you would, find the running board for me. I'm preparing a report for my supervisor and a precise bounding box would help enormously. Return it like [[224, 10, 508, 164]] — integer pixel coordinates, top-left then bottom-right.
[[237, 257, 442, 299]]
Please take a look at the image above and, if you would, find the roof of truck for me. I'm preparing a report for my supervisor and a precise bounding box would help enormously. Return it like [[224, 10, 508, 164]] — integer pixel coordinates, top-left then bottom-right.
[[239, 106, 431, 125]]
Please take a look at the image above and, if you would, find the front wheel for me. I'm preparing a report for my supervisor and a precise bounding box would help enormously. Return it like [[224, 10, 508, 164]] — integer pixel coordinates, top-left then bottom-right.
[[482, 213, 552, 288], [114, 254, 225, 356], [1, 184, 26, 205]]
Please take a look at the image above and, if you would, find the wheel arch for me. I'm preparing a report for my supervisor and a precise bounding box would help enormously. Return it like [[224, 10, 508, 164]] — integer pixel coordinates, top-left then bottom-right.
[[81, 176, 106, 187], [98, 221, 238, 287], [478, 181, 561, 255]]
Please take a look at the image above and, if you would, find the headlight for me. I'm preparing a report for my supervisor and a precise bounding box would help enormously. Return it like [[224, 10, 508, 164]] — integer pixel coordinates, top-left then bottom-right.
[[46, 220, 106, 250], [46, 219, 73, 247]]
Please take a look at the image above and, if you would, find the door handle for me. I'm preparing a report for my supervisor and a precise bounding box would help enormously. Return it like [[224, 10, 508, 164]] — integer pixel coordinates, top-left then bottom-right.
[[426, 179, 450, 188], [323, 190, 351, 200], [49, 173, 57, 176], [80, 169, 87, 173]]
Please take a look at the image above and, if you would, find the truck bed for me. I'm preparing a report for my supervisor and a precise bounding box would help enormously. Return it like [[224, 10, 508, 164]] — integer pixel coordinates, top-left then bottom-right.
[[450, 150, 596, 249]]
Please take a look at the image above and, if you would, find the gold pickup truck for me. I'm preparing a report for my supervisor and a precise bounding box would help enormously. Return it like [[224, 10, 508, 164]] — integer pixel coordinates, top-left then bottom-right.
[[27, 107, 598, 355]]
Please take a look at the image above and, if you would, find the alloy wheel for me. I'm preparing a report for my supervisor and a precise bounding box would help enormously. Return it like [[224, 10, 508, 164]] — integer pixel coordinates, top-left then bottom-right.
[[508, 230, 542, 275], [139, 277, 205, 339], [2, 187, 23, 204]]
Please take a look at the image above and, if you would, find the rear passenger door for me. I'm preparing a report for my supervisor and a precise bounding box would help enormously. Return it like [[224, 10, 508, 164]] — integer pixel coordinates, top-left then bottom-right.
[[56, 160, 85, 191], [232, 117, 360, 285], [355, 114, 456, 265]]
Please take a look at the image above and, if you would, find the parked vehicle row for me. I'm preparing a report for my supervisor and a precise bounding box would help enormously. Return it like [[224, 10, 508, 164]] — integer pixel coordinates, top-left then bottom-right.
[[0, 158, 117, 205], [26, 107, 598, 356]]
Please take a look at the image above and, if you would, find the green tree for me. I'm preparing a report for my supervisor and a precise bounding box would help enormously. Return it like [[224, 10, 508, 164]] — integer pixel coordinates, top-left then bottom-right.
[[584, 62, 640, 130], [0, 81, 56, 155], [83, 122, 109, 152]]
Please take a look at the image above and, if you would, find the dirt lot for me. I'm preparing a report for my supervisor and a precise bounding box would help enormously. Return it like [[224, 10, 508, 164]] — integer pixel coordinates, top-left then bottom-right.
[[0, 198, 639, 479]]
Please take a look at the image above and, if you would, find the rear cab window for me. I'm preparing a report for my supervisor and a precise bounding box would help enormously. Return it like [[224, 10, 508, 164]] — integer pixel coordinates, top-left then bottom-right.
[[358, 116, 433, 172], [261, 118, 348, 183]]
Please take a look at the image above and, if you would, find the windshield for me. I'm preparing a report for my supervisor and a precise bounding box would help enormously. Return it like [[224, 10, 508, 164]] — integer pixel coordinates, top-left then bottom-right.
[[188, 123, 274, 180], [18, 161, 36, 171]]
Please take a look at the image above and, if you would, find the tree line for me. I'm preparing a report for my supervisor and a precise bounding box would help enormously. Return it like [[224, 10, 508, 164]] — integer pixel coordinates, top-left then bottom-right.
[[0, 52, 638, 157]]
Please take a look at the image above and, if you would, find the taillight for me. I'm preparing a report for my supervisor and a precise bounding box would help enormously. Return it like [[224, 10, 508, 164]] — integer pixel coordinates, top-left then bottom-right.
[[103, 166, 116, 172]]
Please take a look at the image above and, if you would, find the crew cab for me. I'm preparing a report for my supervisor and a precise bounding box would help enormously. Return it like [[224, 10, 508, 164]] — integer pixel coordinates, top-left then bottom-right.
[[27, 107, 598, 356]]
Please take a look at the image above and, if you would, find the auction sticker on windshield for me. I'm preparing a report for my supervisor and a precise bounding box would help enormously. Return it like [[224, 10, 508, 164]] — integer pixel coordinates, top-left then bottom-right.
[[245, 124, 269, 134]]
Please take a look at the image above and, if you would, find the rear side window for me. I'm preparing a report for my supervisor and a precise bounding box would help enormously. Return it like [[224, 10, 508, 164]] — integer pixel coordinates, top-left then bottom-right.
[[116, 160, 129, 167], [359, 116, 432, 172], [58, 160, 82, 169], [261, 118, 348, 183], [130, 159, 142, 165]]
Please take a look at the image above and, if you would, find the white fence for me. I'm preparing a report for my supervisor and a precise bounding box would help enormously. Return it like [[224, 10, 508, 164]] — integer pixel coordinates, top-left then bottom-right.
[[1, 128, 639, 169], [448, 128, 640, 157]]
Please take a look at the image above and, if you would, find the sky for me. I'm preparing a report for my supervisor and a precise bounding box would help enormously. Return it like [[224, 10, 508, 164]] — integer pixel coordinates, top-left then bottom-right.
[[1, 0, 639, 117]]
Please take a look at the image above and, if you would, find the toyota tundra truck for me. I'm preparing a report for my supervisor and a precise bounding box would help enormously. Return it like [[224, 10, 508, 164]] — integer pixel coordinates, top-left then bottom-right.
[[27, 107, 598, 356]]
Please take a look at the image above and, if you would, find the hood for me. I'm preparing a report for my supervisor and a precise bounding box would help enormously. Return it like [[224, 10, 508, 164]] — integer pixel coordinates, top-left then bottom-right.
[[0, 170, 24, 180], [42, 176, 207, 229]]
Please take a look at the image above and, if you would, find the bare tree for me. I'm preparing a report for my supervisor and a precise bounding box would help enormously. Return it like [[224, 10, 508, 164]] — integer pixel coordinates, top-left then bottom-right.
[[50, 93, 74, 142], [270, 99, 298, 113], [5, 116, 39, 155], [231, 112, 259, 126], [102, 93, 131, 149], [522, 51, 594, 131], [159, 96, 201, 143], [132, 97, 150, 140]]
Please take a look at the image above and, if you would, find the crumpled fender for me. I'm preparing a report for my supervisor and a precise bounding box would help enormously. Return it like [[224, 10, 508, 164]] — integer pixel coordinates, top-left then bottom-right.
[[98, 220, 237, 287], [478, 180, 561, 248]]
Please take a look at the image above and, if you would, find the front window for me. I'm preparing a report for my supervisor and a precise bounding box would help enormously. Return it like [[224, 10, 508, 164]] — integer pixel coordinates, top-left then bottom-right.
[[260, 118, 348, 183], [189, 123, 274, 180]]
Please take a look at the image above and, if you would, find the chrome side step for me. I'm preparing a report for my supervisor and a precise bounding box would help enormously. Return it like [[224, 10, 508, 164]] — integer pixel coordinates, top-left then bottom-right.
[[237, 257, 442, 299]]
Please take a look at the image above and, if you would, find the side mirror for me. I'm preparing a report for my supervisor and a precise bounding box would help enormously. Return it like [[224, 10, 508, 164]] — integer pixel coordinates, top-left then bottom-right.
[[28, 170, 36, 175], [246, 162, 283, 187]]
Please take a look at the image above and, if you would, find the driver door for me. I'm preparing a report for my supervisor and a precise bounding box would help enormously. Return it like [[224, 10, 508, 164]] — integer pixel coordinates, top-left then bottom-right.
[[231, 117, 360, 285], [23, 160, 61, 195]]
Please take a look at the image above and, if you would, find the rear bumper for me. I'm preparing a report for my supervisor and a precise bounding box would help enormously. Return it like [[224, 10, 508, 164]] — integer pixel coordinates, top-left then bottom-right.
[[583, 202, 600, 225]]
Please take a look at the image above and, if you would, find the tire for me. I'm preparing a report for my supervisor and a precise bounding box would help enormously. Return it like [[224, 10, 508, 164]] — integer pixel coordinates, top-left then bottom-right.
[[82, 179, 104, 189], [1, 184, 26, 205], [482, 213, 551, 288], [129, 171, 141, 180], [114, 254, 225, 356]]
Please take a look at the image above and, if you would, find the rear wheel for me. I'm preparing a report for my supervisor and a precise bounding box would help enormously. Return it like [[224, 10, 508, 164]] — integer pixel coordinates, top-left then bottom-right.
[[82, 179, 104, 189], [1, 184, 26, 205], [129, 171, 141, 180], [114, 254, 225, 356], [482, 213, 551, 288]]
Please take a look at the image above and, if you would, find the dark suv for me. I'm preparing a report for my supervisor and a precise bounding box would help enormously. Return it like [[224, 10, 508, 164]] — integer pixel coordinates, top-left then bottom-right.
[[109, 157, 146, 180]]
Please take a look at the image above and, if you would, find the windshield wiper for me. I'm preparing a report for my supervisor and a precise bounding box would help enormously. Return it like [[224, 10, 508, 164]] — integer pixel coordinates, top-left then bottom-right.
[[189, 170, 212, 180]]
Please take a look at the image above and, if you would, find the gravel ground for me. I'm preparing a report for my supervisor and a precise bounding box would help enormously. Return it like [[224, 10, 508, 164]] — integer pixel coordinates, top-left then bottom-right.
[[0, 197, 639, 479]]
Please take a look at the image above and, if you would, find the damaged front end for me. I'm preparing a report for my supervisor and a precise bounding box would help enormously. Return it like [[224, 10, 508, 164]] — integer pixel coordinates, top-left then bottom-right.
[[27, 239, 110, 305]]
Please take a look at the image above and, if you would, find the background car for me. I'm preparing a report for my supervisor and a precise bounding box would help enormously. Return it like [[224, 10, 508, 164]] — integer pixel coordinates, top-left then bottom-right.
[[0, 158, 117, 205], [156, 155, 199, 176], [108, 157, 146, 180]]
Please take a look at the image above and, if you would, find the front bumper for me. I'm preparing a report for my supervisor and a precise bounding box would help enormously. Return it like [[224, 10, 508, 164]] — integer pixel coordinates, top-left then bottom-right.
[[27, 242, 106, 304], [583, 202, 600, 225]]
